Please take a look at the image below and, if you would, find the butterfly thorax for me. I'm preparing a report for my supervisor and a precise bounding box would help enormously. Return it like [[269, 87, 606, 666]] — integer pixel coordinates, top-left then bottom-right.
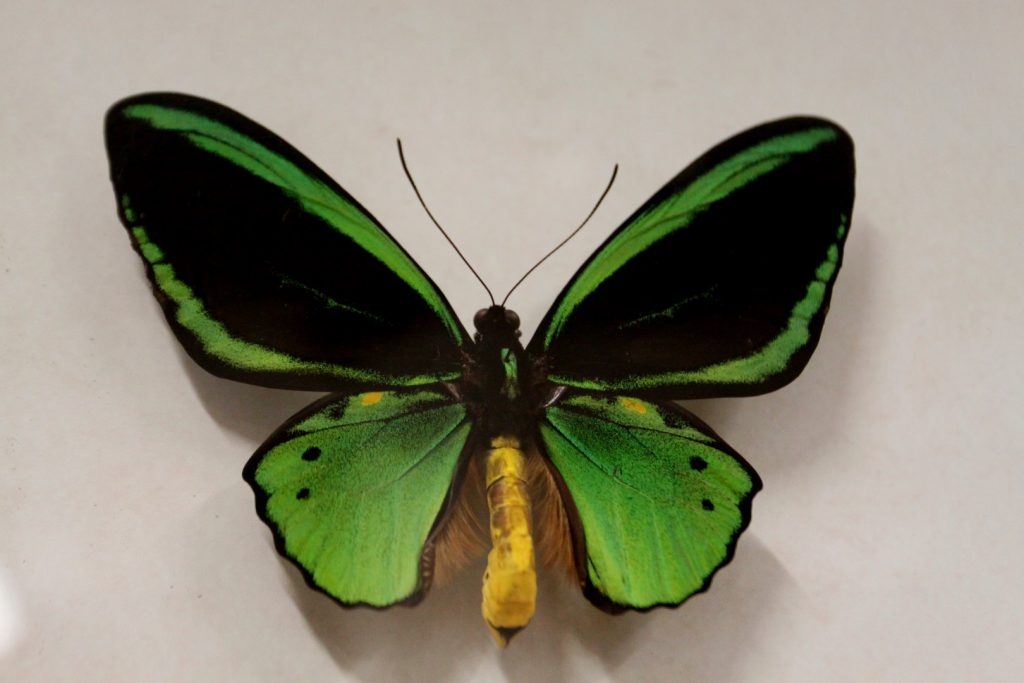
[[462, 305, 539, 437]]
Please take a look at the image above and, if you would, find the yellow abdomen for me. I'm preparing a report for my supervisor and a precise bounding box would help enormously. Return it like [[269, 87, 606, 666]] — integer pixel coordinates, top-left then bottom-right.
[[481, 435, 536, 646]]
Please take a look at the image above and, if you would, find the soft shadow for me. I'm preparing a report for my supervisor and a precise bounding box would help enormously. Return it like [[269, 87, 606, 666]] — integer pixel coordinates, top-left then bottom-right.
[[175, 347, 321, 444], [684, 216, 875, 478], [282, 552, 493, 681], [277, 534, 789, 683], [499, 535, 791, 682]]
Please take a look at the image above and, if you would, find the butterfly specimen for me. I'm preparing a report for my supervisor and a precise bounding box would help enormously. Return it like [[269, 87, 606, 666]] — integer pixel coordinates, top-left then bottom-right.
[[105, 93, 854, 646]]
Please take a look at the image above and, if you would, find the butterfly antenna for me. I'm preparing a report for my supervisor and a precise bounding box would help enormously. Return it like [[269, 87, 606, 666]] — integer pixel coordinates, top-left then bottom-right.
[[397, 139, 496, 306], [500, 163, 618, 307]]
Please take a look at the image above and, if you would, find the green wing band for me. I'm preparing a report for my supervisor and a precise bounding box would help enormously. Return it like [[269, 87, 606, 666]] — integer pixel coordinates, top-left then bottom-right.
[[244, 388, 471, 606], [120, 102, 463, 342], [130, 227, 449, 385], [548, 214, 848, 391], [542, 126, 839, 347], [540, 394, 760, 609]]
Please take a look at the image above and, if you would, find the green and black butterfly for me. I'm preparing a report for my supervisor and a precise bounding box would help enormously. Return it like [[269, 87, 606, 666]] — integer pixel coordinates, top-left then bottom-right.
[[105, 93, 854, 645]]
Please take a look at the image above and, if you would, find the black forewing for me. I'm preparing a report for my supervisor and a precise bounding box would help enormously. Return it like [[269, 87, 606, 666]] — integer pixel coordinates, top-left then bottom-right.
[[528, 118, 854, 398], [106, 93, 468, 391]]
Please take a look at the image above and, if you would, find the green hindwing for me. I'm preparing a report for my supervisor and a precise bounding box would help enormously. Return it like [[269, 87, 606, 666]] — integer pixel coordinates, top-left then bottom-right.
[[106, 93, 467, 391], [529, 117, 855, 398], [539, 394, 760, 610], [244, 388, 472, 606]]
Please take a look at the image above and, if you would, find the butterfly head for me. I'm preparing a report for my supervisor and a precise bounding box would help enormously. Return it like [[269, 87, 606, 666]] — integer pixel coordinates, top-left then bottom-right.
[[473, 306, 521, 345]]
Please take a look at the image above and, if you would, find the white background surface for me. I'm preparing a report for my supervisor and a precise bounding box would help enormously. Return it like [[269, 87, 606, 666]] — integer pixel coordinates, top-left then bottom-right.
[[2, 1, 1022, 680]]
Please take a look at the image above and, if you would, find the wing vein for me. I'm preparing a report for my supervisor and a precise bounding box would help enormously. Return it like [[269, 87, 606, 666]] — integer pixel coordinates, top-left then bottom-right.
[[544, 416, 655, 503]]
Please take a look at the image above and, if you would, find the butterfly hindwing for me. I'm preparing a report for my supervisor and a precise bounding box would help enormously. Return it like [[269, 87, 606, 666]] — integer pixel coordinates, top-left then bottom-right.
[[529, 117, 854, 398], [243, 387, 473, 607], [106, 93, 467, 391], [538, 393, 760, 611]]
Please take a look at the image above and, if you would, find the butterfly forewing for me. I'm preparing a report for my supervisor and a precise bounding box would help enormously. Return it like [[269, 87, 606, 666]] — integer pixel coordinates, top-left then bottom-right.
[[106, 93, 467, 391], [529, 117, 854, 398]]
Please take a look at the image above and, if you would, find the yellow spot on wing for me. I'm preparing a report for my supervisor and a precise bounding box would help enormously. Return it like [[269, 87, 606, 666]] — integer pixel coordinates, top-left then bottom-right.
[[620, 397, 647, 414], [361, 391, 384, 406]]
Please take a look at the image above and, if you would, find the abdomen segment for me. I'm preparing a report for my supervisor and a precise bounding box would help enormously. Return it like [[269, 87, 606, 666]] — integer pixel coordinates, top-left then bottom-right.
[[481, 435, 536, 646]]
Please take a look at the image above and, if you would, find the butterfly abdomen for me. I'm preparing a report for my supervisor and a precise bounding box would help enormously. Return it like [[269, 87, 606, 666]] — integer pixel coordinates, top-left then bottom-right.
[[481, 434, 536, 647]]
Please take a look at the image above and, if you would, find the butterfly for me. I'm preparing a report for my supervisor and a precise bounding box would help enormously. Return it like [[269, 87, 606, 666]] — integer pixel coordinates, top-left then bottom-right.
[[105, 93, 854, 646]]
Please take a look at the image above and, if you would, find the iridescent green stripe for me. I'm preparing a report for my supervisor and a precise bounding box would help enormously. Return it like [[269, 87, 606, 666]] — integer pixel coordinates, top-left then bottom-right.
[[544, 126, 839, 348], [500, 347, 520, 400], [131, 225, 457, 385], [549, 215, 848, 390], [121, 103, 464, 344]]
